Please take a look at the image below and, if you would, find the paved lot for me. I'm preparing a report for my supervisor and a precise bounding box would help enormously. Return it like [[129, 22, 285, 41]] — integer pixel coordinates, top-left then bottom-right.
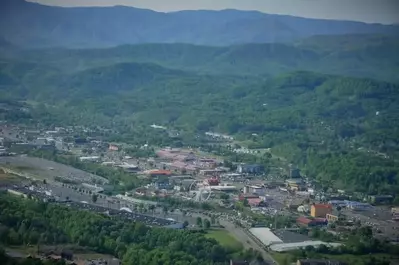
[[0, 156, 108, 184]]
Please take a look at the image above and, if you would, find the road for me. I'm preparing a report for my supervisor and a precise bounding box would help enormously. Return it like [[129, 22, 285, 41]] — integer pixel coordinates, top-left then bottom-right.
[[219, 219, 276, 265]]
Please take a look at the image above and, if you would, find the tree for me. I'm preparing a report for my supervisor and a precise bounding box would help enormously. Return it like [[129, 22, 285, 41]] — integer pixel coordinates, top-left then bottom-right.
[[183, 221, 189, 228], [210, 215, 216, 225], [196, 217, 203, 227], [203, 219, 211, 229], [162, 205, 168, 217], [220, 193, 229, 200], [91, 194, 98, 203]]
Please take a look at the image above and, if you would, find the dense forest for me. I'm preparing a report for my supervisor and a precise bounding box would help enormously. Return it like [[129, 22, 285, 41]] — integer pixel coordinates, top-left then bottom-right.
[[0, 194, 259, 265], [1, 36, 399, 195]]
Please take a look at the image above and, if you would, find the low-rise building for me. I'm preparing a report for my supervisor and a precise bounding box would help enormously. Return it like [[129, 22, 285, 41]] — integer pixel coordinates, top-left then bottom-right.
[[237, 164, 264, 174], [297, 217, 328, 227], [311, 204, 332, 218]]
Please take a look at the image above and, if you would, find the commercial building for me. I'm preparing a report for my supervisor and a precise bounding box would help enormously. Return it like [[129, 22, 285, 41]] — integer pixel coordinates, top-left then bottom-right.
[[270, 241, 341, 252], [311, 204, 332, 218], [237, 164, 264, 174], [248, 228, 283, 246]]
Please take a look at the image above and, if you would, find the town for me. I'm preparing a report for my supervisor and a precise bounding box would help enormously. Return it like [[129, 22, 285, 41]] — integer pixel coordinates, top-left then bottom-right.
[[1, 121, 399, 265]]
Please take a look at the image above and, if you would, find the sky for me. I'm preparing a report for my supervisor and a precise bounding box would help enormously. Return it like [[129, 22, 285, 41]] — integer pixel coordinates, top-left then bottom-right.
[[28, 0, 399, 25]]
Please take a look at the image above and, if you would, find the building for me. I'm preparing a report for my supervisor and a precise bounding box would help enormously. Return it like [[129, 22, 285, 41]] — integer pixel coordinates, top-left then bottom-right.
[[247, 198, 264, 207], [237, 164, 264, 174], [368, 195, 394, 205], [297, 217, 328, 227], [239, 194, 259, 201], [270, 241, 341, 252], [311, 204, 332, 218], [286, 179, 305, 191], [297, 259, 348, 265], [154, 180, 171, 190], [145, 170, 172, 178], [248, 227, 283, 246], [251, 185, 265, 195], [206, 177, 220, 186], [7, 189, 28, 198], [326, 211, 346, 223], [392, 207, 399, 215], [108, 144, 119, 151]]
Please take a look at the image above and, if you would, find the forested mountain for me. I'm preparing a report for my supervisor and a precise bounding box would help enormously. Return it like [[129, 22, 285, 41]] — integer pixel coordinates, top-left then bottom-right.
[[2, 35, 399, 82], [1, 48, 399, 193], [1, 0, 399, 48]]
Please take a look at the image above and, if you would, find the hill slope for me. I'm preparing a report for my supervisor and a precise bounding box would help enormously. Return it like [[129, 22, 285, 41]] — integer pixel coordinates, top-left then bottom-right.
[[1, 0, 399, 48], [2, 62, 398, 193], [8, 35, 399, 82]]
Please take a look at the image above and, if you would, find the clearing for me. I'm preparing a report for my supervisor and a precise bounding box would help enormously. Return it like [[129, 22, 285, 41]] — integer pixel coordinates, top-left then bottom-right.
[[205, 229, 242, 249]]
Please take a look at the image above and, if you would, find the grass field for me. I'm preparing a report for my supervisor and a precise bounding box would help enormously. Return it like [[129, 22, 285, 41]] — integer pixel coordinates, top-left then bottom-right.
[[205, 229, 242, 249]]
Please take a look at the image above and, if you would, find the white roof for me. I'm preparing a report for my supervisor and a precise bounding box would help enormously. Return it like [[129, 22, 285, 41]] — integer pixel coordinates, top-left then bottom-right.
[[270, 241, 342, 252], [249, 228, 283, 246]]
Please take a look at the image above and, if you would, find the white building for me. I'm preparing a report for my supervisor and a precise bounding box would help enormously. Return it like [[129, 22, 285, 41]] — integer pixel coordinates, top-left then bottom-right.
[[270, 241, 342, 252], [249, 228, 283, 246]]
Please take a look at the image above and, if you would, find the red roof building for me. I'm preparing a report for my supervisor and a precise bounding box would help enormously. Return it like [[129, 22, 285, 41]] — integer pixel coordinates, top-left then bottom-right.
[[247, 198, 262, 207], [239, 194, 259, 201], [207, 177, 220, 186]]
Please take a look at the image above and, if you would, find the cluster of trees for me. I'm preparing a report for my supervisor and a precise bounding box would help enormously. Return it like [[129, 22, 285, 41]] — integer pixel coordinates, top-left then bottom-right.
[[0, 194, 257, 265]]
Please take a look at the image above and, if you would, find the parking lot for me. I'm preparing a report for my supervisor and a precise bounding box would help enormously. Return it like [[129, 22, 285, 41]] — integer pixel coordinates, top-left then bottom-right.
[[0, 155, 108, 184]]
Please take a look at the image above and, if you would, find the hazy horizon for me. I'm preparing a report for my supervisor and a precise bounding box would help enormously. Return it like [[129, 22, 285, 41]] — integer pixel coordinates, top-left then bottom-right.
[[27, 0, 399, 25]]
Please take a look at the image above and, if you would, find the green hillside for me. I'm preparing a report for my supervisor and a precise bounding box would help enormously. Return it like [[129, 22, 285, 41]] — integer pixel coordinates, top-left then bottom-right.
[[4, 35, 399, 82], [1, 36, 399, 195]]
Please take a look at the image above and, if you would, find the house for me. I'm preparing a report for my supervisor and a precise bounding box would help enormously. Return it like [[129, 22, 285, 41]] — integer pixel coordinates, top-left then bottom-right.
[[326, 211, 346, 223], [311, 204, 332, 218], [297, 259, 348, 265], [237, 164, 264, 174]]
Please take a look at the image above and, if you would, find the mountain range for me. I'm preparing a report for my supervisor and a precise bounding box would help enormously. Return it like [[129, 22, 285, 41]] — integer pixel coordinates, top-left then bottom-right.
[[1, 0, 399, 48]]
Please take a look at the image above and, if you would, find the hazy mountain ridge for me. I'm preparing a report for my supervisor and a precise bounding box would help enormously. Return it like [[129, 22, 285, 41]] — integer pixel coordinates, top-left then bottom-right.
[[4, 35, 398, 82], [1, 0, 398, 48]]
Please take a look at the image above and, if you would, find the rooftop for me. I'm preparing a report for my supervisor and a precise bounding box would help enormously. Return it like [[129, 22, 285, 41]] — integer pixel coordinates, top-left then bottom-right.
[[313, 204, 332, 209], [249, 227, 283, 246]]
